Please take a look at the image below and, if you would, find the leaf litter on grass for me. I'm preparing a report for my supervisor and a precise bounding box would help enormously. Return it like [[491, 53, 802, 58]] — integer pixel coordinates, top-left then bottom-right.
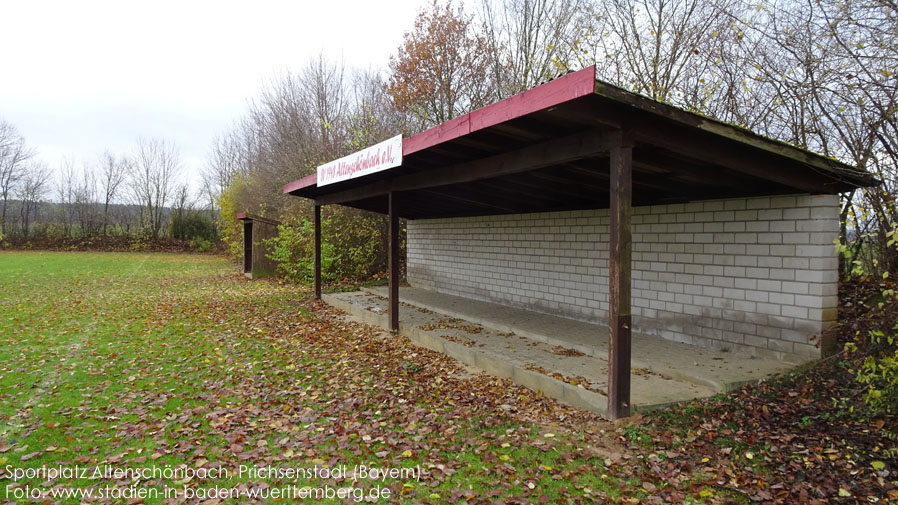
[[3, 252, 893, 504], [0, 252, 630, 505]]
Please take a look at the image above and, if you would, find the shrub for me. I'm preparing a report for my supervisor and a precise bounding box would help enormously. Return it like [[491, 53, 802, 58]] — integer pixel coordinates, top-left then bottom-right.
[[264, 206, 392, 285], [325, 205, 389, 279], [265, 216, 339, 284], [837, 237, 898, 419], [128, 234, 151, 251], [189, 237, 215, 253], [170, 211, 217, 242], [855, 328, 898, 416]]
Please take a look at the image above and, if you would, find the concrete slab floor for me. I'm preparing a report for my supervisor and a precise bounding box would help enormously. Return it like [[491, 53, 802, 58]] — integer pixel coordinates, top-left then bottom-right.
[[323, 287, 797, 417]]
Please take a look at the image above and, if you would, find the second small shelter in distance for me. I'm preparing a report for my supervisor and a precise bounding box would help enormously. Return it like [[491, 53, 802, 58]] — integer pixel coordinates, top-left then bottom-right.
[[236, 213, 280, 279]]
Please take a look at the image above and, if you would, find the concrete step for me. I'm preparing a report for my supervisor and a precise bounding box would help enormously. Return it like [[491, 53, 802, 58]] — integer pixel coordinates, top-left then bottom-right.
[[324, 291, 721, 416], [362, 287, 795, 394]]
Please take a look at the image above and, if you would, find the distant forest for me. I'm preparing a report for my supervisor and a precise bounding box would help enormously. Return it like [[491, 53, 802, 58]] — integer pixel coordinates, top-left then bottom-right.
[[0, 198, 217, 248], [0, 131, 218, 250]]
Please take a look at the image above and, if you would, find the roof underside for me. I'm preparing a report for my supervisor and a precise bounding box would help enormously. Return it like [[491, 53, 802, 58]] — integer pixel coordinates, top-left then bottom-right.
[[285, 67, 875, 220]]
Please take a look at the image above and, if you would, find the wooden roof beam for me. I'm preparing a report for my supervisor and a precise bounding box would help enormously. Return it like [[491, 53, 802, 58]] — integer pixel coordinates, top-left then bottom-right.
[[315, 128, 618, 207], [633, 121, 862, 193]]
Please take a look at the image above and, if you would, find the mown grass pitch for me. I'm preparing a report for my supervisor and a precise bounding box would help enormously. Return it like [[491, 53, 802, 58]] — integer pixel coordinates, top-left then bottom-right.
[[0, 252, 633, 504]]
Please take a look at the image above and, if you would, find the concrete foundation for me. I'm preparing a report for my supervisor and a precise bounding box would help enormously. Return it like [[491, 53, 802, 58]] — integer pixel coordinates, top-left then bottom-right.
[[324, 287, 797, 415]]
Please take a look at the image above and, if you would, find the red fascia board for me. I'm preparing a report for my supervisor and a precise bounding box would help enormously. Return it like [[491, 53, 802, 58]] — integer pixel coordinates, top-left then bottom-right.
[[400, 115, 471, 156], [283, 173, 317, 194], [403, 65, 597, 156], [283, 65, 598, 195]]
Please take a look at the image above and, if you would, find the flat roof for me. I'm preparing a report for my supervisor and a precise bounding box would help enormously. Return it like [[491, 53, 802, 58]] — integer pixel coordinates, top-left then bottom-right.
[[284, 66, 875, 219], [236, 212, 281, 226]]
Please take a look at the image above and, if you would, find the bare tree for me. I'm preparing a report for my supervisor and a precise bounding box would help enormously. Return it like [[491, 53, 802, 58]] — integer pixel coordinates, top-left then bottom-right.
[[97, 151, 129, 235], [56, 157, 78, 238], [587, 0, 738, 105], [212, 56, 357, 222], [0, 119, 35, 235], [73, 164, 100, 237], [254, 55, 351, 176], [17, 162, 51, 239], [480, 0, 588, 97], [130, 138, 180, 239], [202, 129, 248, 213], [169, 183, 196, 240], [300, 55, 349, 162], [719, 0, 898, 272], [348, 70, 410, 151]]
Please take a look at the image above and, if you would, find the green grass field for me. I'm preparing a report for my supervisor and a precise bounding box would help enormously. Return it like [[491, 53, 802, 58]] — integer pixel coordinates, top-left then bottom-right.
[[0, 252, 635, 504]]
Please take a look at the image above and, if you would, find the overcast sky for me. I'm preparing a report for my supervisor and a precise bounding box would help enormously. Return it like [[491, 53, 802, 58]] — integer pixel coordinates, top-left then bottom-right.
[[0, 0, 430, 192]]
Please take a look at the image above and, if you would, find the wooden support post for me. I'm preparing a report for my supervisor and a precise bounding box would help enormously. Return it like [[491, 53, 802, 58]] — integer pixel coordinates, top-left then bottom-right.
[[243, 221, 252, 274], [314, 204, 322, 300], [608, 142, 633, 420], [388, 192, 400, 332]]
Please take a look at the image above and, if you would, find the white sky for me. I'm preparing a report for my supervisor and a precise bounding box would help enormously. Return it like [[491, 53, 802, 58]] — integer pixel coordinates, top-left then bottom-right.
[[0, 0, 430, 193]]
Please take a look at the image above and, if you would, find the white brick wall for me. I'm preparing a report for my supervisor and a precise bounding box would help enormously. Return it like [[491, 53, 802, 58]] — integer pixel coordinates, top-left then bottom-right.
[[407, 194, 840, 361]]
